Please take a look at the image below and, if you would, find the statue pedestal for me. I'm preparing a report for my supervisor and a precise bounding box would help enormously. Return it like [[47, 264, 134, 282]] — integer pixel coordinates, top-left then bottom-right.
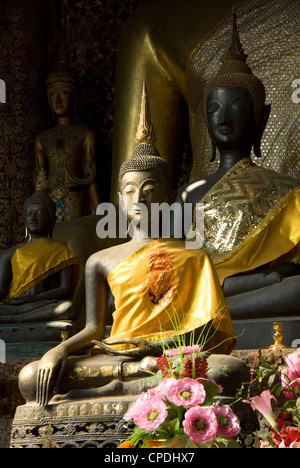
[[5, 348, 297, 448], [9, 397, 136, 448], [9, 395, 259, 449]]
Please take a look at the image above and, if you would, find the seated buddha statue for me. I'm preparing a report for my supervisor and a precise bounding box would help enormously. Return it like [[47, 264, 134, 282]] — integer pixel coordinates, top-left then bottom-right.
[[111, 0, 299, 202], [175, 11, 300, 320], [34, 40, 100, 223], [18, 84, 237, 407], [0, 173, 79, 325]]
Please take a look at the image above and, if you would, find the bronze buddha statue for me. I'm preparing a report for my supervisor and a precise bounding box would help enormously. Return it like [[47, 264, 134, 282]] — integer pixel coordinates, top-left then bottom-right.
[[0, 173, 79, 326], [174, 11, 300, 324], [18, 84, 237, 407], [34, 41, 100, 222]]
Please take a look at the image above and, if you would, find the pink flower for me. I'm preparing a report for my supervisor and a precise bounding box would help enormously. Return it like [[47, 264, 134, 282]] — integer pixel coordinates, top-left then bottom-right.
[[281, 368, 300, 400], [167, 378, 206, 408], [281, 351, 300, 399], [123, 392, 149, 421], [134, 397, 168, 431], [290, 441, 300, 448], [165, 345, 200, 357], [148, 377, 177, 398], [244, 390, 279, 431], [183, 406, 218, 445], [212, 405, 241, 438], [285, 351, 300, 376]]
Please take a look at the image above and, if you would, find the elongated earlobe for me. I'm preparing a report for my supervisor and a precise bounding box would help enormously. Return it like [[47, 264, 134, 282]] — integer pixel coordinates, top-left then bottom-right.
[[253, 104, 271, 158], [209, 142, 216, 162]]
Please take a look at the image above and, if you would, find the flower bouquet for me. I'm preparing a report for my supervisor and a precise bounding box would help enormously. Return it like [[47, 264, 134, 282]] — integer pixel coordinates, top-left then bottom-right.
[[119, 344, 241, 448], [244, 349, 300, 448]]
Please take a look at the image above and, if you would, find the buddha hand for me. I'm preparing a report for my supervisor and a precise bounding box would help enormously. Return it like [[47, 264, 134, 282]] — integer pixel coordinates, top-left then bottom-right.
[[36, 345, 68, 406], [92, 338, 162, 358]]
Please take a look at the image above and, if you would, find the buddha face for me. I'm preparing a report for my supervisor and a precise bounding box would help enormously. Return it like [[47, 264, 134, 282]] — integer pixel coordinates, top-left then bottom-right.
[[47, 81, 74, 117], [206, 87, 255, 151], [121, 170, 167, 225], [24, 203, 51, 238]]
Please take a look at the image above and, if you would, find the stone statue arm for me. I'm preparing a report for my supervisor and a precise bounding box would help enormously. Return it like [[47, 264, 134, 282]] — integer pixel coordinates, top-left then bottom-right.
[[36, 253, 109, 405], [83, 128, 100, 211], [10, 265, 74, 305], [223, 263, 300, 298], [0, 249, 13, 301]]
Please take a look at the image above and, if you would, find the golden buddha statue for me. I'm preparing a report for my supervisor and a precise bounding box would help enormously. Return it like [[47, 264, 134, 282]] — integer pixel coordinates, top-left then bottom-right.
[[0, 172, 79, 325], [111, 0, 299, 203], [35, 41, 100, 222], [18, 84, 236, 406]]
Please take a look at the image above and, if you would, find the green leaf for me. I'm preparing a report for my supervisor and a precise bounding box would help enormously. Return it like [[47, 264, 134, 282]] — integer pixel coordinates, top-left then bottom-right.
[[202, 380, 220, 404]]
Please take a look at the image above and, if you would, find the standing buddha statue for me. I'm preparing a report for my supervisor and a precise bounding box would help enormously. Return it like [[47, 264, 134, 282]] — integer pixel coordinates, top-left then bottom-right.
[[34, 41, 100, 222]]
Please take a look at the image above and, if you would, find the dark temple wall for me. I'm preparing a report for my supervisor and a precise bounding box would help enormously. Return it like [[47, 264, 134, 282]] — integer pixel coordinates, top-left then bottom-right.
[[0, 0, 145, 252]]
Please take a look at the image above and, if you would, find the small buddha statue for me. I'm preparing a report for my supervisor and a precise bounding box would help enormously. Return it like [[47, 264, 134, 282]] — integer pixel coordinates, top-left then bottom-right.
[[0, 172, 79, 325], [18, 83, 237, 406], [34, 38, 100, 222], [176, 11, 300, 319]]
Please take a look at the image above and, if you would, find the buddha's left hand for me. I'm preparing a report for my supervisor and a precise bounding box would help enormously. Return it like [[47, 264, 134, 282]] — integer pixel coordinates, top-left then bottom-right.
[[11, 295, 40, 305]]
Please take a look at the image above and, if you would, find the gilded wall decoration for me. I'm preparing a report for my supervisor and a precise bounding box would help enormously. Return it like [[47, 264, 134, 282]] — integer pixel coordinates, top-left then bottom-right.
[[0, 0, 145, 252]]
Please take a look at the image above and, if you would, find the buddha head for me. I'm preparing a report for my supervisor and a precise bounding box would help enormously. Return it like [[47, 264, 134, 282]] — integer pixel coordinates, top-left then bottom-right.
[[46, 38, 77, 119], [119, 81, 173, 227], [203, 10, 270, 161], [23, 172, 56, 238]]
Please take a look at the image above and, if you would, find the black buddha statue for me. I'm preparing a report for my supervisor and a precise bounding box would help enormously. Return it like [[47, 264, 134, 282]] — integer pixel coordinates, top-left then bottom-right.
[[175, 11, 300, 344], [0, 172, 79, 348]]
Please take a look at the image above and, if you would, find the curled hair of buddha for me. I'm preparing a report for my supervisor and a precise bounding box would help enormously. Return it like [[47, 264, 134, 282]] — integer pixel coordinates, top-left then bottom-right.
[[203, 9, 265, 123], [119, 81, 173, 190], [23, 170, 56, 232]]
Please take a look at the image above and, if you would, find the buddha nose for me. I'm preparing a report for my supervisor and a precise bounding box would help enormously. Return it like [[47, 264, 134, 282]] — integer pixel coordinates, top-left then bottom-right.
[[137, 189, 146, 202], [219, 104, 231, 124], [55, 93, 62, 104]]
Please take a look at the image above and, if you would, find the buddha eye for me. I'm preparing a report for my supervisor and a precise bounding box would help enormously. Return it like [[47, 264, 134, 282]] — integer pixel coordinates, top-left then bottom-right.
[[231, 99, 249, 111], [142, 184, 157, 195], [207, 101, 221, 113], [122, 185, 135, 195]]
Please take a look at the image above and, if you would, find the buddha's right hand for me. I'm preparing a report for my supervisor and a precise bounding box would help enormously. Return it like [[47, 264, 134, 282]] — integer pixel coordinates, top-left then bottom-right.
[[36, 345, 68, 406]]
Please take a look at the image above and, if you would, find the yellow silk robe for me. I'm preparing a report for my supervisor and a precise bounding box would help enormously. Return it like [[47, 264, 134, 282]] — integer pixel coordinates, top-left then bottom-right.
[[8, 237, 79, 299], [105, 238, 236, 354]]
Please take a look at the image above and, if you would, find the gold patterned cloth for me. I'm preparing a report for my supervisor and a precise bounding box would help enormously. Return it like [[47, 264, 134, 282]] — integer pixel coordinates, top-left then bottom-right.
[[187, 0, 300, 181], [105, 239, 235, 354], [188, 159, 300, 284], [8, 237, 79, 299]]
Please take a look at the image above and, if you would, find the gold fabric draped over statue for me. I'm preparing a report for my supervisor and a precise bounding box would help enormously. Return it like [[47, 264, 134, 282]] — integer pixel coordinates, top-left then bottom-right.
[[188, 159, 300, 284], [8, 237, 79, 300], [103, 238, 235, 354]]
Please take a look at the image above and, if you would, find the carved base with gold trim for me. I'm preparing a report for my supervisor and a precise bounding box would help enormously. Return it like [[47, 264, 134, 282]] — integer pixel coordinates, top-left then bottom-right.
[[9, 397, 136, 449]]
